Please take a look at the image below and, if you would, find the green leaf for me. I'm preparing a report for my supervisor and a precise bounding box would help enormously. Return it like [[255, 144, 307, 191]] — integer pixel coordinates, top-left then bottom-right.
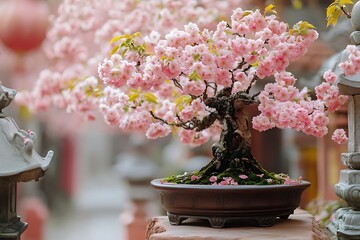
[[175, 95, 192, 111], [193, 54, 201, 61], [159, 56, 174, 62], [224, 29, 233, 35], [109, 35, 123, 44], [242, 10, 252, 17], [189, 70, 201, 81], [326, 4, 338, 17], [109, 34, 131, 44], [121, 48, 128, 57], [327, 7, 341, 27], [143, 92, 158, 104], [264, 4, 277, 15], [326, 0, 353, 27], [299, 21, 316, 31], [132, 32, 141, 38], [93, 88, 104, 98], [124, 38, 132, 46], [85, 85, 104, 98], [339, 0, 353, 5], [128, 89, 140, 102], [264, 4, 274, 13], [290, 21, 316, 36], [138, 43, 146, 54], [110, 45, 120, 55], [251, 61, 259, 67], [208, 43, 218, 56]]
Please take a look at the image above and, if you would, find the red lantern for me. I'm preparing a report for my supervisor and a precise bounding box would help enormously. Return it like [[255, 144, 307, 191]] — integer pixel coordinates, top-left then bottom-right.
[[0, 0, 49, 54]]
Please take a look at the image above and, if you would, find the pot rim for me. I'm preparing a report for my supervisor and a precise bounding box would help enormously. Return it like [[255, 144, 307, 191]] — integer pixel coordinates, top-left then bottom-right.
[[151, 178, 311, 190]]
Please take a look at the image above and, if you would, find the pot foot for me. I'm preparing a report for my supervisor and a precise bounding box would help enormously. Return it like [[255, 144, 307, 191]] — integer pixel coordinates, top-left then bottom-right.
[[209, 217, 227, 228], [167, 212, 187, 225], [279, 214, 290, 220], [257, 216, 276, 227]]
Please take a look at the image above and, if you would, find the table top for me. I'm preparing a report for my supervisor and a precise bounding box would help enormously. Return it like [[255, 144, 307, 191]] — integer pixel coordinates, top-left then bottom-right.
[[146, 209, 329, 240]]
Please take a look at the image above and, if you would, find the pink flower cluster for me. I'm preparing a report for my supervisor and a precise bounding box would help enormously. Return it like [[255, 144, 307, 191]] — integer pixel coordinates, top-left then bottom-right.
[[17, 0, 249, 123], [16, 67, 100, 121], [253, 70, 348, 140], [206, 173, 300, 185], [283, 176, 303, 185], [210, 176, 238, 186], [16, 1, 352, 147], [339, 45, 360, 76], [98, 8, 322, 145], [332, 129, 348, 145]]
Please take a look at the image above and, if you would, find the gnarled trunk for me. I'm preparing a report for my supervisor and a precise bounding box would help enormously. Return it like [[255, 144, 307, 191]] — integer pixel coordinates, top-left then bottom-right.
[[198, 102, 268, 178], [165, 96, 283, 185]]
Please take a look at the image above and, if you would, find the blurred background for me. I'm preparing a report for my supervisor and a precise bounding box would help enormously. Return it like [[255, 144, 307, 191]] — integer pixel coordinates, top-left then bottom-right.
[[0, 0, 353, 239]]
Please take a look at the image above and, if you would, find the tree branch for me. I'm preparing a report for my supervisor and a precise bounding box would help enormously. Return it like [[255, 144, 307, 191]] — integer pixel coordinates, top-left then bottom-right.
[[245, 75, 259, 94], [171, 78, 183, 90], [340, 5, 352, 19]]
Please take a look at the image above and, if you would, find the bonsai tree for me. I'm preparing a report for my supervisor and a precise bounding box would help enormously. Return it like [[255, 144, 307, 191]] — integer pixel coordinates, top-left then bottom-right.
[[97, 6, 348, 185]]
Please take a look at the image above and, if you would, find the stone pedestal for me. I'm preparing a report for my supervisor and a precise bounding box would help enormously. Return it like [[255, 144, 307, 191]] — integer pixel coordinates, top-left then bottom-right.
[[328, 95, 360, 239], [328, 3, 360, 238], [328, 208, 360, 240], [329, 170, 360, 239], [146, 209, 328, 240]]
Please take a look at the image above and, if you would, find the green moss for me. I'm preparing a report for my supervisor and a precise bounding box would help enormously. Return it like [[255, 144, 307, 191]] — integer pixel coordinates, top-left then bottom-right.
[[163, 169, 286, 185]]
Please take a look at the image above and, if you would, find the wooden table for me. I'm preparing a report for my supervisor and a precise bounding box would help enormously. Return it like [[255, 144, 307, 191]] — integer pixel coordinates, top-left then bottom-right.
[[146, 209, 330, 240]]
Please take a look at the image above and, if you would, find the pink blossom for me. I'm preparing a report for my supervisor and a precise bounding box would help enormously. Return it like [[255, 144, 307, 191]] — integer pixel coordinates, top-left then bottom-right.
[[181, 77, 206, 96], [218, 177, 238, 185], [283, 176, 302, 185], [216, 69, 232, 87], [323, 70, 337, 84], [252, 115, 275, 132], [223, 177, 232, 183], [332, 129, 348, 145], [103, 107, 120, 126], [191, 175, 200, 182], [275, 72, 296, 86], [268, 36, 280, 48], [346, 45, 358, 55], [209, 176, 217, 183], [179, 106, 195, 122], [239, 174, 248, 179], [178, 129, 211, 147], [145, 123, 171, 139], [235, 71, 247, 82], [219, 180, 229, 185], [230, 180, 238, 185], [216, 55, 234, 69], [313, 112, 329, 127], [266, 179, 273, 184]]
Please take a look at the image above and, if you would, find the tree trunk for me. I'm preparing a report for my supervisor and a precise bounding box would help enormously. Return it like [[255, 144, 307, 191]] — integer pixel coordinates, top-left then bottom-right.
[[165, 99, 284, 185]]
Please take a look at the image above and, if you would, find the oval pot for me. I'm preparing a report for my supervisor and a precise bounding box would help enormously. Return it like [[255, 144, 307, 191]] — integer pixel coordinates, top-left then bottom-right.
[[151, 179, 310, 228]]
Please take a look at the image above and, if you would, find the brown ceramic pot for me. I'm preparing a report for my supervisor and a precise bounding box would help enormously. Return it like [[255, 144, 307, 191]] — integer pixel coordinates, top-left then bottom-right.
[[151, 179, 310, 228]]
